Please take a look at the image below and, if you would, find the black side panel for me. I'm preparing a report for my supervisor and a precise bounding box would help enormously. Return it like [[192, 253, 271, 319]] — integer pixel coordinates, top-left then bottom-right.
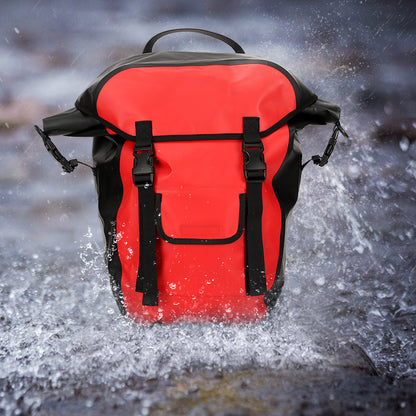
[[93, 135, 126, 314], [264, 127, 302, 310]]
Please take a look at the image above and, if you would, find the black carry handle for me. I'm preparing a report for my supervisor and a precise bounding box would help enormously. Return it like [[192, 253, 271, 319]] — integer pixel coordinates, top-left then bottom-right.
[[143, 28, 245, 54]]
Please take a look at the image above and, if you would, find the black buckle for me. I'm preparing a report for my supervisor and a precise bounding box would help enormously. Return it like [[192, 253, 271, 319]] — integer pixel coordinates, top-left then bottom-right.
[[243, 142, 266, 182], [313, 122, 349, 167], [132, 143, 154, 187], [34, 125, 78, 173], [318, 126, 339, 167]]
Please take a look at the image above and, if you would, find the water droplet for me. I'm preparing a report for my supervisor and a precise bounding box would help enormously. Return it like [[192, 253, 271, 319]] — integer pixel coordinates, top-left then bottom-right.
[[399, 136, 410, 152], [354, 245, 365, 254], [348, 165, 360, 180]]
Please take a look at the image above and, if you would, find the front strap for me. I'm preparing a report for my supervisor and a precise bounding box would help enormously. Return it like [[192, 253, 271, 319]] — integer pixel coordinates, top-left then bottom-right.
[[133, 121, 158, 306], [243, 117, 267, 296]]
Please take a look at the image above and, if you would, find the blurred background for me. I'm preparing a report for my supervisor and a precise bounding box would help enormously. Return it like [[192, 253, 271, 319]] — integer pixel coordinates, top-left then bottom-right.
[[1, 1, 415, 415]]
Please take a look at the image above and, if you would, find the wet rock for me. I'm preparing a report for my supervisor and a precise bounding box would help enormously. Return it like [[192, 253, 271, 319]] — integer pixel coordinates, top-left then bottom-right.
[[145, 341, 381, 416], [322, 339, 378, 376], [147, 366, 415, 416]]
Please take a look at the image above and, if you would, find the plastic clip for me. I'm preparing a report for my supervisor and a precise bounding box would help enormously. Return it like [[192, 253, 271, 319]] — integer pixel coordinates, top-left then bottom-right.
[[34, 125, 78, 173], [312, 122, 349, 167], [132, 143, 154, 187], [243, 142, 267, 182]]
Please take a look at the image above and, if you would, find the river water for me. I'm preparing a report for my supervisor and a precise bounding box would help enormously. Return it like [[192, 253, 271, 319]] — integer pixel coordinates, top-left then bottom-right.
[[1, 1, 415, 415]]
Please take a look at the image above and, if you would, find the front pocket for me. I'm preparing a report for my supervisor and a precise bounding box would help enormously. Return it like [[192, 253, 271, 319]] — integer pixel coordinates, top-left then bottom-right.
[[155, 192, 245, 244]]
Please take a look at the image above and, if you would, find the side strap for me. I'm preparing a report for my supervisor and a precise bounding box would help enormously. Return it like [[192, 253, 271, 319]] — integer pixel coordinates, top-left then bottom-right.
[[302, 121, 349, 169], [35, 125, 79, 173], [242, 117, 267, 296], [34, 125, 94, 173], [132, 121, 158, 306]]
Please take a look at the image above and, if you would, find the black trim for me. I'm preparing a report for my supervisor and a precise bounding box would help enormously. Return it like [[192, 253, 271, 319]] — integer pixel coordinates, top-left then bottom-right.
[[154, 132, 242, 142], [143, 28, 245, 54], [264, 126, 303, 310], [108, 223, 126, 315], [70, 104, 315, 145], [260, 108, 305, 139], [92, 135, 126, 314], [155, 193, 245, 245]]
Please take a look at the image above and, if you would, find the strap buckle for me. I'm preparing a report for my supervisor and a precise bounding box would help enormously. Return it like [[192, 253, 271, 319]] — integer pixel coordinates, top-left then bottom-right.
[[312, 121, 349, 167], [34, 125, 78, 173], [132, 143, 154, 187], [243, 142, 267, 182]]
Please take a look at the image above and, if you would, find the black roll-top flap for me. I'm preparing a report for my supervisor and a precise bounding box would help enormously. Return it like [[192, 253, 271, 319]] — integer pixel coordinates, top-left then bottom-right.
[[43, 107, 106, 137], [288, 99, 341, 130]]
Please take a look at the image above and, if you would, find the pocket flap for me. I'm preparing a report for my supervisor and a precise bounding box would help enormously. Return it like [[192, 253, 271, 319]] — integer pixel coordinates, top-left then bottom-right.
[[156, 192, 245, 244]]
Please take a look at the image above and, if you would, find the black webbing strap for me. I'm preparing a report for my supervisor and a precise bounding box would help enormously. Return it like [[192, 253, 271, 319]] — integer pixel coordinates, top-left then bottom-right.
[[34, 125, 95, 173], [242, 117, 267, 296], [132, 121, 158, 306], [34, 125, 79, 173], [302, 121, 349, 170]]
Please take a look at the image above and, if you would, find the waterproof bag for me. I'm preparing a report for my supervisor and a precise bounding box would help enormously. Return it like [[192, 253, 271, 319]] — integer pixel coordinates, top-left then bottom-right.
[[36, 29, 347, 324]]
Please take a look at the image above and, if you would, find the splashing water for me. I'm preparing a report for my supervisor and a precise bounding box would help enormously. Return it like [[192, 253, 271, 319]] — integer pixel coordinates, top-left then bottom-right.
[[2, 119, 414, 414], [0, 232, 329, 415]]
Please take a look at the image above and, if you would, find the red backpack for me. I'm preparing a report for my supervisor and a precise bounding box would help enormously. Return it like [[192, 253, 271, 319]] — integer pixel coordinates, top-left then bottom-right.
[[36, 29, 347, 324]]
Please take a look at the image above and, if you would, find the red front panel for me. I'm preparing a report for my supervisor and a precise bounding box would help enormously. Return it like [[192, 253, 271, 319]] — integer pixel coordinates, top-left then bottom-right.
[[96, 64, 296, 136], [116, 126, 289, 324], [105, 62, 295, 323]]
